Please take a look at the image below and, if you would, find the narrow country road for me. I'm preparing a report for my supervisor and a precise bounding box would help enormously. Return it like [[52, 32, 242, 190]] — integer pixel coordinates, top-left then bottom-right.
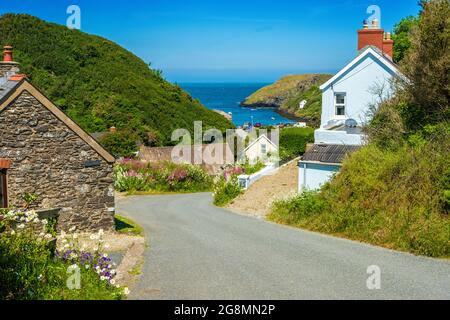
[[117, 193, 450, 300]]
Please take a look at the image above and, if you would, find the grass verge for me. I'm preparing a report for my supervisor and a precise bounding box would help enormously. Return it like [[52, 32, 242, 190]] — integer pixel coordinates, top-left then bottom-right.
[[268, 140, 450, 258], [115, 215, 144, 237]]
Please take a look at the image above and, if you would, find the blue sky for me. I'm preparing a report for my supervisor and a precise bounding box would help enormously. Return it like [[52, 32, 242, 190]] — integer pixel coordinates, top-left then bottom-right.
[[1, 0, 419, 82]]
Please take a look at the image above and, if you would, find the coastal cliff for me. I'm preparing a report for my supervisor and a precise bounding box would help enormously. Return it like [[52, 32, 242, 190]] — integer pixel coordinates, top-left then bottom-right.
[[241, 74, 333, 127]]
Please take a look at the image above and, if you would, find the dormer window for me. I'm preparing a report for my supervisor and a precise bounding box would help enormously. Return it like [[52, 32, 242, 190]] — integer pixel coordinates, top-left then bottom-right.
[[335, 93, 346, 117]]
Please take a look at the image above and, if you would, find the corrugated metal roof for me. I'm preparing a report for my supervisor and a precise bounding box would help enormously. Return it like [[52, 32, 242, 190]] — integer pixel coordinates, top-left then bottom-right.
[[301, 144, 360, 164]]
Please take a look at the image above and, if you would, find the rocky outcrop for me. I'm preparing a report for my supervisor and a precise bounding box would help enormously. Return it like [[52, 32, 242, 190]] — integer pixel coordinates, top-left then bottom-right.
[[242, 74, 332, 109], [241, 74, 333, 125]]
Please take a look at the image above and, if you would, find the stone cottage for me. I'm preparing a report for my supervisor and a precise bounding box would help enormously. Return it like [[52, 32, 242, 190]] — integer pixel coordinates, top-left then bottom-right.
[[0, 46, 116, 231]]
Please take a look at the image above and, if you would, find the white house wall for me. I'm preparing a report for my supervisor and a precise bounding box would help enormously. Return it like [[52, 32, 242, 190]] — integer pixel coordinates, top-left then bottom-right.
[[245, 139, 278, 164], [298, 162, 340, 192], [320, 52, 396, 128]]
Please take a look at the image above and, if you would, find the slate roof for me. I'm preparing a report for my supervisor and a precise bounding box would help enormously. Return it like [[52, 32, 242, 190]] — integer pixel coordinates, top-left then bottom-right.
[[0, 79, 21, 104], [301, 144, 360, 164]]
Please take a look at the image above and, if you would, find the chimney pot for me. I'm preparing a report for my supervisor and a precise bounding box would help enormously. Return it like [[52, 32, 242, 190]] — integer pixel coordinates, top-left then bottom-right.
[[363, 20, 369, 29], [372, 19, 380, 29], [3, 45, 13, 62]]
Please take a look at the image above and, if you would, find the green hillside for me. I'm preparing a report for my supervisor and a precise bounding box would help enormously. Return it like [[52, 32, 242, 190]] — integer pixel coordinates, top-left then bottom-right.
[[0, 14, 232, 155], [242, 74, 332, 127]]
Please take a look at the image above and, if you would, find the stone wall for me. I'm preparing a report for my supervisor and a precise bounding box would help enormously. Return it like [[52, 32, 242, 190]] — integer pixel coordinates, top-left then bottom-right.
[[0, 62, 20, 77], [0, 91, 115, 231]]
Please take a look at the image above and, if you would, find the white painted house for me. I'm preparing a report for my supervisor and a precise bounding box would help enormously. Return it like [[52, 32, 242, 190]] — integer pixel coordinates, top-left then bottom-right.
[[243, 134, 278, 165], [298, 19, 401, 192]]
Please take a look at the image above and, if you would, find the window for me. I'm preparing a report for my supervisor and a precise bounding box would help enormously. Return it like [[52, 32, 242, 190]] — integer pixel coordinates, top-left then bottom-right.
[[0, 170, 7, 208], [335, 93, 346, 117], [261, 144, 267, 154]]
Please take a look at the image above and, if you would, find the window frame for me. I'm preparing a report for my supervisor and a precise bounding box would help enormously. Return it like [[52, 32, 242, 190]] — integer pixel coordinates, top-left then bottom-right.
[[0, 169, 7, 208], [334, 92, 347, 118], [261, 143, 267, 155]]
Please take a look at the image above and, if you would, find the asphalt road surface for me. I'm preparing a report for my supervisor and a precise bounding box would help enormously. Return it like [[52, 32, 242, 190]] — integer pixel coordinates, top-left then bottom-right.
[[117, 193, 450, 300]]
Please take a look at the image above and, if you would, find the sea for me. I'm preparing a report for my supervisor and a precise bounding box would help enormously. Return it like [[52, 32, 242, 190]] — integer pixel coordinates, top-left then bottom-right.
[[180, 83, 296, 127]]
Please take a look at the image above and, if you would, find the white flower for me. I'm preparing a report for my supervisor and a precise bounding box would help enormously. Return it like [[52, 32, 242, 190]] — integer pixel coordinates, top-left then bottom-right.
[[10, 230, 15, 235], [41, 219, 48, 225], [110, 279, 116, 285], [104, 244, 110, 249], [100, 276, 106, 281], [33, 218, 40, 224], [39, 232, 45, 238], [123, 287, 130, 295], [103, 253, 108, 258], [44, 234, 53, 239], [69, 226, 77, 232], [85, 265, 90, 270], [17, 224, 25, 229], [90, 234, 99, 240], [72, 233, 78, 239], [64, 244, 70, 249], [98, 229, 104, 236]]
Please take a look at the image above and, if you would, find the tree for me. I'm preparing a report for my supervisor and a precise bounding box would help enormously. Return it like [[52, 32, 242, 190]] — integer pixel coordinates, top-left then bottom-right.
[[100, 130, 140, 158], [399, 0, 450, 128], [392, 16, 419, 63]]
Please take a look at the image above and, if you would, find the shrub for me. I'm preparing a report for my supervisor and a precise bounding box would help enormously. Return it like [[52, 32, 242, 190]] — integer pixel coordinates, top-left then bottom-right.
[[269, 191, 328, 225], [114, 160, 213, 193], [0, 210, 126, 300], [269, 137, 450, 258], [213, 176, 243, 207], [240, 159, 265, 175], [279, 127, 314, 161], [100, 129, 140, 158]]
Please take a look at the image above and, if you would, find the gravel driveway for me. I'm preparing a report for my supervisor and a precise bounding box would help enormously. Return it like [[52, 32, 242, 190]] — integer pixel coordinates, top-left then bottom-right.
[[117, 193, 450, 300]]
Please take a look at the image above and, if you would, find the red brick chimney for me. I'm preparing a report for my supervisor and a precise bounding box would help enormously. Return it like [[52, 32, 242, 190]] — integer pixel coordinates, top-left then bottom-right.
[[357, 19, 393, 60], [382, 32, 394, 60]]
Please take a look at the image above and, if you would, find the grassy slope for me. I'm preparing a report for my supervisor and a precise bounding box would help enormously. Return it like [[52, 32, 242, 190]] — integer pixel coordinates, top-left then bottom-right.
[[269, 137, 450, 258], [242, 74, 332, 127], [0, 14, 232, 145], [283, 85, 324, 127]]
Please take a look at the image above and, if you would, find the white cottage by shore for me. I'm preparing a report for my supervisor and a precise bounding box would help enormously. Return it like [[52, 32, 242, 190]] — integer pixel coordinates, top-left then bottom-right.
[[298, 19, 401, 192]]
